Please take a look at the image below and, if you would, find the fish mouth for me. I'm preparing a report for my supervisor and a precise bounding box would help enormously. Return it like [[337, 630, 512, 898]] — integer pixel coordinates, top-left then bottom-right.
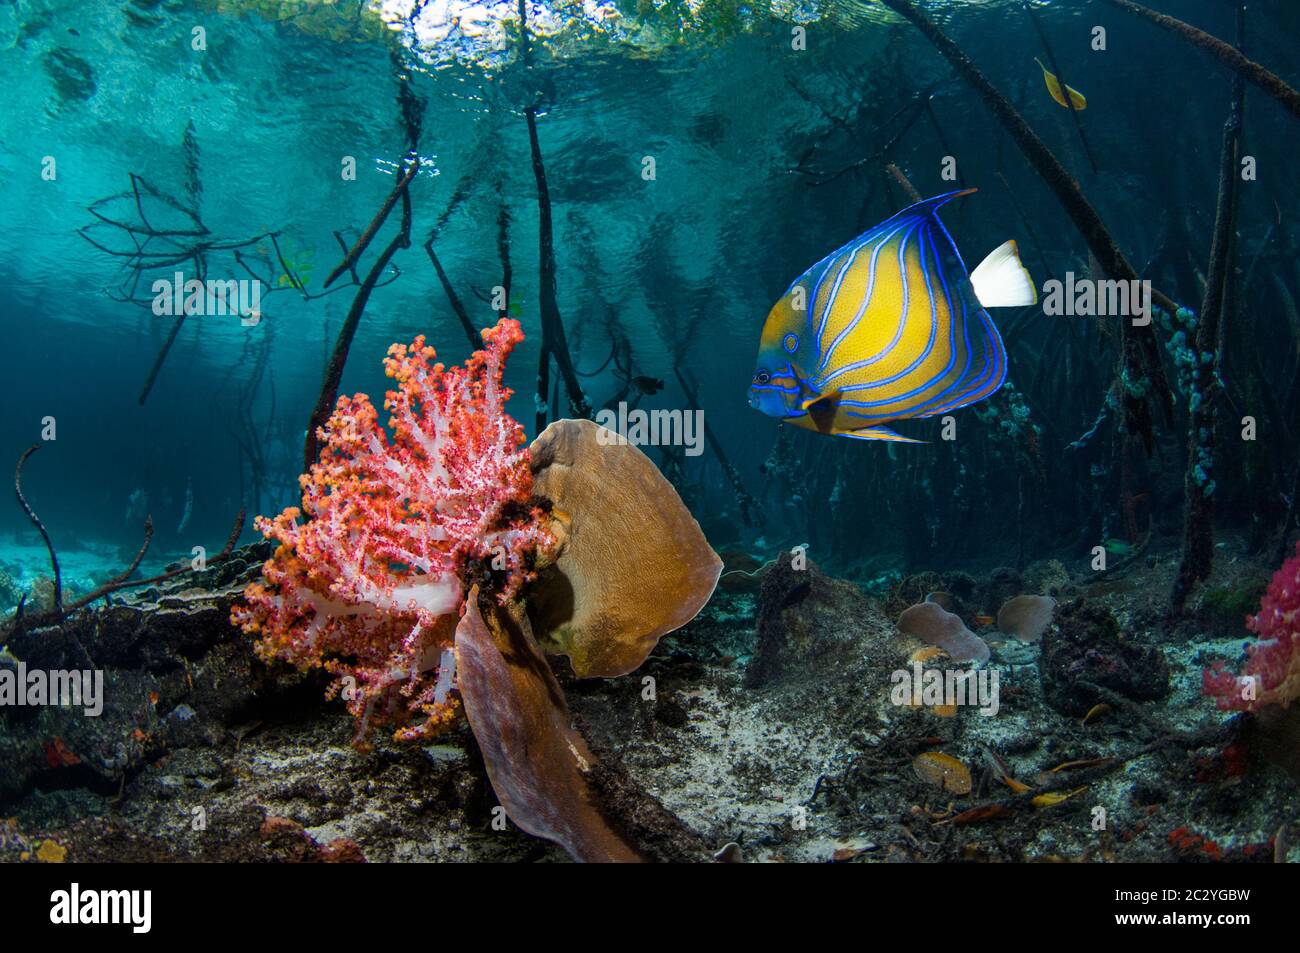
[[748, 387, 807, 421]]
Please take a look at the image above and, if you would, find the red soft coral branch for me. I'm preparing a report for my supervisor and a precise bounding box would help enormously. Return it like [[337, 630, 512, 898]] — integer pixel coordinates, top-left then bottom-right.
[[233, 318, 554, 743], [1203, 541, 1300, 711]]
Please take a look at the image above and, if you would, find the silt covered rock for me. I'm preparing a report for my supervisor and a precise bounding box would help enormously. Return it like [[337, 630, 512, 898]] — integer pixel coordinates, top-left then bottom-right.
[[1039, 599, 1169, 716], [746, 550, 886, 689]]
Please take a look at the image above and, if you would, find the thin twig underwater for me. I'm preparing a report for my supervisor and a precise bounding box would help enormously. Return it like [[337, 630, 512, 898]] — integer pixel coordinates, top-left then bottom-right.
[[5, 440, 247, 638], [80, 171, 397, 405]]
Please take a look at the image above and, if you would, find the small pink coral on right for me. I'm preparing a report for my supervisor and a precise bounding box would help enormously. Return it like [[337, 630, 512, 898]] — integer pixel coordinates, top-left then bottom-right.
[[1203, 541, 1300, 711]]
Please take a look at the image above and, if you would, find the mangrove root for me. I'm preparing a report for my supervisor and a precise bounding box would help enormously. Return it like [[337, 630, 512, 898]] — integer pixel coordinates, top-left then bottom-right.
[[674, 367, 765, 528], [305, 158, 417, 471], [880, 0, 1175, 453], [14, 445, 62, 613], [6, 447, 246, 633], [1172, 15, 1245, 612], [322, 158, 420, 289], [1102, 0, 1300, 121]]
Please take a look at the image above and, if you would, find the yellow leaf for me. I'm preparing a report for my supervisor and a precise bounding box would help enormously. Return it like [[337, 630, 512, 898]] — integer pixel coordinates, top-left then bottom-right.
[[1081, 703, 1111, 725], [35, 839, 67, 863], [1035, 58, 1087, 110], [1032, 786, 1088, 809], [1048, 756, 1115, 773], [913, 752, 973, 795]]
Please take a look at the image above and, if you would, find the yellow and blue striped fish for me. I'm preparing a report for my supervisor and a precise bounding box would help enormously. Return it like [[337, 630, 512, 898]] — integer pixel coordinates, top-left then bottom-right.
[[747, 189, 1036, 443]]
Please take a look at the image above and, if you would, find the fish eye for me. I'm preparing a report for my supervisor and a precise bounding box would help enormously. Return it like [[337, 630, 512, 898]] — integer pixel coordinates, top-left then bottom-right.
[[783, 333, 799, 353], [754, 370, 770, 385]]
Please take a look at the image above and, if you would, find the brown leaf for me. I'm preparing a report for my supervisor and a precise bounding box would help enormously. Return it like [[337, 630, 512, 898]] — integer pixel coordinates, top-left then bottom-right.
[[944, 803, 1013, 825]]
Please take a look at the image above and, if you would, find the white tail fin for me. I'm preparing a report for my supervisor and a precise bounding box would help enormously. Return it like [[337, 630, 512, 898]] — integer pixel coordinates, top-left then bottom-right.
[[970, 240, 1037, 308]]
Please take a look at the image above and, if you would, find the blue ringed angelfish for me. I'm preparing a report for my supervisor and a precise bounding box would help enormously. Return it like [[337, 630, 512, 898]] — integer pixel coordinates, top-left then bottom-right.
[[747, 188, 1036, 443]]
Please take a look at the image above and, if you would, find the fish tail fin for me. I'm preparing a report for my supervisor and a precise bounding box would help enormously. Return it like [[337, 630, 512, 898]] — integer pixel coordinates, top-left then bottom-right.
[[840, 425, 927, 444], [970, 240, 1037, 308]]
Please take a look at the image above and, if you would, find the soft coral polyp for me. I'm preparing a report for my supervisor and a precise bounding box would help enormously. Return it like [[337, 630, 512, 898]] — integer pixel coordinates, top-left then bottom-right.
[[233, 319, 555, 743], [1203, 541, 1300, 712]]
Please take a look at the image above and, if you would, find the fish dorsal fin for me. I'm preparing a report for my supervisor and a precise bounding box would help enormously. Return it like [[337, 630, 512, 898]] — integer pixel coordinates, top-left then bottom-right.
[[970, 240, 1037, 308], [869, 189, 978, 281], [885, 189, 978, 228], [840, 425, 926, 444]]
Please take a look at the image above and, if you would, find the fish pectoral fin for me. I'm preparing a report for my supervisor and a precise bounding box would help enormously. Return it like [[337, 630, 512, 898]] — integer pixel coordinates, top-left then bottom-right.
[[970, 239, 1037, 308], [795, 373, 827, 407], [799, 388, 834, 411], [839, 425, 927, 444], [802, 390, 841, 433]]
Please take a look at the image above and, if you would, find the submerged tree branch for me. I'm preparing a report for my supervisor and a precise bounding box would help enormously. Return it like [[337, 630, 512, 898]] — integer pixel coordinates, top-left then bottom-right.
[[9, 440, 247, 633], [305, 158, 417, 471], [525, 107, 591, 425], [1171, 6, 1245, 612], [517, 0, 590, 431], [1024, 0, 1098, 174], [885, 163, 922, 203], [425, 239, 482, 352], [798, 87, 936, 186], [5, 508, 247, 636], [322, 159, 420, 289], [1102, 0, 1300, 120], [674, 368, 764, 528]]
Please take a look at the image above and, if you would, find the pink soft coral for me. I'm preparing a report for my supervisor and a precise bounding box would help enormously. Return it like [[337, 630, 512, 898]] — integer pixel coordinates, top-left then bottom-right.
[[1203, 541, 1300, 711], [233, 318, 554, 743]]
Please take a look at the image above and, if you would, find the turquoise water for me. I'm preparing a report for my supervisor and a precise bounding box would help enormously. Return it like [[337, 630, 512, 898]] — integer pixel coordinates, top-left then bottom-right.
[[1, 0, 1298, 597]]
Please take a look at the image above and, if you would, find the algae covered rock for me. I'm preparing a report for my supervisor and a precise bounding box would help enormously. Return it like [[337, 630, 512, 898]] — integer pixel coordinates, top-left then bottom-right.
[[1039, 599, 1170, 716], [978, 567, 1026, 616], [0, 541, 304, 806]]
